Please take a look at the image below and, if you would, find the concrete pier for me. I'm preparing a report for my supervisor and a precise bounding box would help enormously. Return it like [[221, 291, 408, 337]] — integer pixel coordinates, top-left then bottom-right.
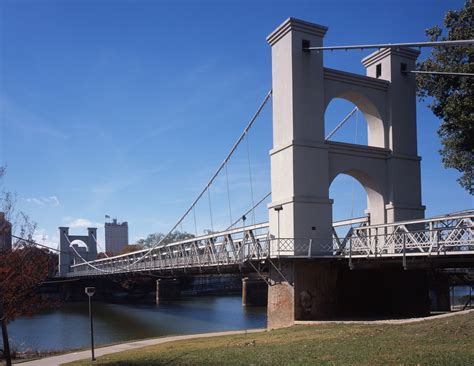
[[242, 276, 268, 306], [268, 260, 431, 329], [156, 278, 181, 304]]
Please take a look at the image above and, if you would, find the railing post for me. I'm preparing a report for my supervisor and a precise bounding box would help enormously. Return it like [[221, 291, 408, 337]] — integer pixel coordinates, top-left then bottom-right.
[[403, 233, 407, 270], [349, 237, 353, 270], [436, 228, 440, 254], [374, 231, 378, 257]]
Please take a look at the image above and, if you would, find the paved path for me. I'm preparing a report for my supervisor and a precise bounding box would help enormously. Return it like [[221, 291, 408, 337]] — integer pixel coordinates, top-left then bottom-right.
[[295, 308, 474, 325], [18, 329, 266, 366], [17, 309, 473, 365]]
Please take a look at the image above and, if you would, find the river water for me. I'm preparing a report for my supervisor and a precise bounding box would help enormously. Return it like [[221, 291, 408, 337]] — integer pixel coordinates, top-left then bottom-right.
[[7, 287, 472, 353], [7, 296, 267, 353]]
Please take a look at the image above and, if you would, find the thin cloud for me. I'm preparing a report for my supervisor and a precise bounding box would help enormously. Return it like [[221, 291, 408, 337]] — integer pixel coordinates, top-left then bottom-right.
[[48, 196, 60, 206], [66, 218, 103, 228], [23, 196, 61, 207], [24, 197, 46, 206]]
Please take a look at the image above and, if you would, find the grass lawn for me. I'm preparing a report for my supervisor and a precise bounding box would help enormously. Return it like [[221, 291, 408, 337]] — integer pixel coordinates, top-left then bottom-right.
[[66, 312, 474, 365]]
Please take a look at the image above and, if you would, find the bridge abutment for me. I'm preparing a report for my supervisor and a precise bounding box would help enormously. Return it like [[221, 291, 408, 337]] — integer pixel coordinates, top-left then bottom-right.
[[242, 276, 268, 306], [268, 259, 431, 328], [156, 278, 181, 304]]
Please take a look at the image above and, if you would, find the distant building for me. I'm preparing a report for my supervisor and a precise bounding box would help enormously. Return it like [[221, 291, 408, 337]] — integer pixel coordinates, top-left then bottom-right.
[[0, 212, 12, 252], [105, 219, 129, 255]]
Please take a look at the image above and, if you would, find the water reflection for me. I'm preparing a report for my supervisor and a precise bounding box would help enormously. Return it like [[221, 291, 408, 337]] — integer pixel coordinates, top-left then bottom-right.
[[8, 296, 267, 352]]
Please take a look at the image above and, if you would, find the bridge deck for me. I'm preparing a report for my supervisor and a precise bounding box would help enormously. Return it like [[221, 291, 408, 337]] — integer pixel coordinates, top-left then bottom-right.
[[65, 212, 473, 278]]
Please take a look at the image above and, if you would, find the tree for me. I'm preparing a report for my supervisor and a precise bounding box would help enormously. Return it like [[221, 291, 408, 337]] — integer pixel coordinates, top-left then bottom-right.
[[0, 246, 51, 319], [136, 230, 195, 248], [416, 1, 474, 194], [97, 251, 113, 259], [0, 166, 54, 365], [119, 244, 144, 254]]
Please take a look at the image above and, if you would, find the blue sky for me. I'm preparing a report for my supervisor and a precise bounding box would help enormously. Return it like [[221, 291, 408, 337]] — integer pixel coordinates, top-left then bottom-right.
[[1, 0, 472, 250]]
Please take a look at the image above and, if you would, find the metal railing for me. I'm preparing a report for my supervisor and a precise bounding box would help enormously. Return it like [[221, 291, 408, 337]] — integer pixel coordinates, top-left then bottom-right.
[[67, 222, 270, 277], [65, 211, 473, 277], [270, 211, 474, 260]]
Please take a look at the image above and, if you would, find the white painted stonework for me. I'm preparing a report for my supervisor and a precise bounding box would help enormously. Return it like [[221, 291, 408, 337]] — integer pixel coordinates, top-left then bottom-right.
[[267, 18, 425, 254]]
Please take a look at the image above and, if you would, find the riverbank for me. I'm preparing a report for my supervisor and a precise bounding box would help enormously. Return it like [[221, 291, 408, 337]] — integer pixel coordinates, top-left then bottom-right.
[[15, 329, 266, 366], [6, 296, 266, 356], [18, 310, 474, 365]]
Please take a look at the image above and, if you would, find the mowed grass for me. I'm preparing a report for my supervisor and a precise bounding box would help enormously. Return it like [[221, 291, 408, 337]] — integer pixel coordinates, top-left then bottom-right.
[[66, 312, 474, 366]]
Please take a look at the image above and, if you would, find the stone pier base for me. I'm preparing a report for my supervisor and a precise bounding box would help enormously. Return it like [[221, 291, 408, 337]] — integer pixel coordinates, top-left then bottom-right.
[[268, 260, 431, 329], [242, 276, 268, 306], [156, 278, 181, 304], [267, 261, 295, 328]]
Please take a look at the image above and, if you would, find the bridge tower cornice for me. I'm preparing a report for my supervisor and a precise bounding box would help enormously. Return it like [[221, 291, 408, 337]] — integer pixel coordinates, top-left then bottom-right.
[[266, 17, 328, 46]]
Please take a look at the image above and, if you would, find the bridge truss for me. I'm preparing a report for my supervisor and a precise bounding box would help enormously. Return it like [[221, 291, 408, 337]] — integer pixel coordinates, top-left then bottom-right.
[[276, 211, 474, 267], [66, 211, 473, 278]]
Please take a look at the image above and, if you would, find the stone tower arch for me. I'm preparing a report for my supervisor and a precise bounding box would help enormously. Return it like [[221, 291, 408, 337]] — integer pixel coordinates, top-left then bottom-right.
[[329, 168, 386, 226], [58, 226, 98, 276], [267, 18, 425, 255], [324, 87, 387, 148], [266, 17, 427, 328]]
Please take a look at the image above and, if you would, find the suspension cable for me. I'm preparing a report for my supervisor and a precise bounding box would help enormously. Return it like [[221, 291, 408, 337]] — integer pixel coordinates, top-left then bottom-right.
[[306, 39, 474, 51], [64, 233, 109, 273], [11, 234, 61, 253], [226, 191, 271, 230], [91, 232, 109, 258], [408, 70, 474, 77], [326, 107, 358, 140], [350, 109, 359, 225], [151, 88, 271, 246], [72, 191, 273, 273], [61, 89, 272, 273]]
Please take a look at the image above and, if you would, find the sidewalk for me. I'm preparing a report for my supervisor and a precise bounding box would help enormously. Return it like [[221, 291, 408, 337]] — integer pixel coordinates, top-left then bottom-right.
[[17, 328, 266, 366], [295, 308, 474, 325], [17, 309, 474, 365]]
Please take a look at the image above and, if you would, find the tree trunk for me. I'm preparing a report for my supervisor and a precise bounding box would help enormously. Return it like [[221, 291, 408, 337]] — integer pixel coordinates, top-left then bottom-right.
[[0, 294, 12, 366]]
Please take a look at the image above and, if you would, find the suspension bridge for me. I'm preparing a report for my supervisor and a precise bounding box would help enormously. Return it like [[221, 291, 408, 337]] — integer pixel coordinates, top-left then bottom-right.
[[4, 17, 474, 328], [65, 212, 474, 277]]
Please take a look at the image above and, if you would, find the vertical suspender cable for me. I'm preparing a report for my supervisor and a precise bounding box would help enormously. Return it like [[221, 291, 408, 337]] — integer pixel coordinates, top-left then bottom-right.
[[64, 90, 272, 273], [225, 164, 233, 227], [207, 187, 214, 233], [246, 134, 256, 225], [91, 232, 109, 258], [193, 206, 198, 237]]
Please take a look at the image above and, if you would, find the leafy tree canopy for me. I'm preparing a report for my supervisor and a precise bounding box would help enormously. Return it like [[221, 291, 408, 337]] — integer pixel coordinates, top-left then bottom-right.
[[135, 230, 195, 249], [416, 1, 473, 194]]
